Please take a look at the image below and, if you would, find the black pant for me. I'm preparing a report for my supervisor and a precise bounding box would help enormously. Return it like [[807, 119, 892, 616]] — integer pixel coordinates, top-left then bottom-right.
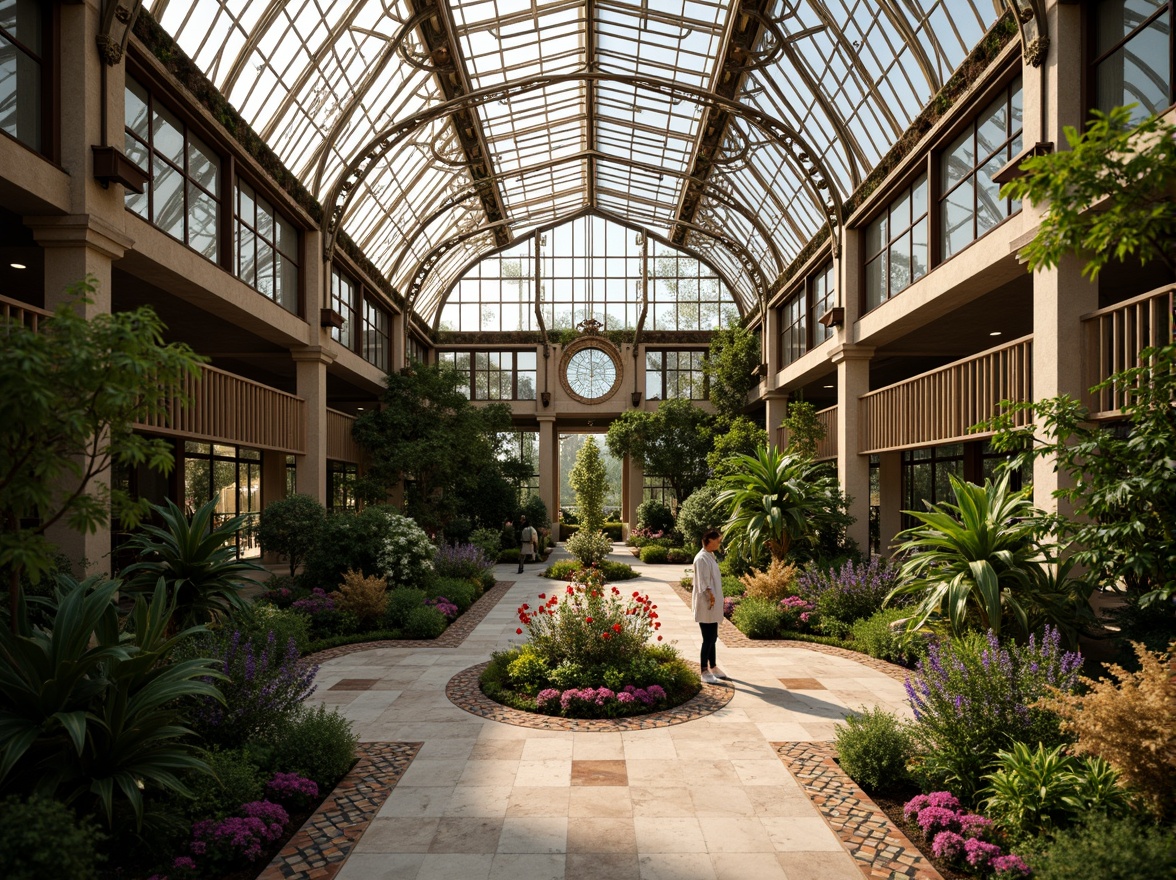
[[517, 549, 529, 573], [699, 622, 718, 670]]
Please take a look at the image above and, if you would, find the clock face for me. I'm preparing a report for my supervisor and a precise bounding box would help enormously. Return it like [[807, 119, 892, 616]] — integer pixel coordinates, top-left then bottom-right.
[[565, 346, 618, 401]]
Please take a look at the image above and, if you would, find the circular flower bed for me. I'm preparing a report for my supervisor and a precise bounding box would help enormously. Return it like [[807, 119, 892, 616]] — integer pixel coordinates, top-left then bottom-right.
[[480, 566, 700, 718]]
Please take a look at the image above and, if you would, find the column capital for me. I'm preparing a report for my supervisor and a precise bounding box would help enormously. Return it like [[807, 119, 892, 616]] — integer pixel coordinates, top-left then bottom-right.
[[24, 213, 134, 260], [535, 414, 557, 424], [291, 345, 337, 367], [829, 343, 875, 365]]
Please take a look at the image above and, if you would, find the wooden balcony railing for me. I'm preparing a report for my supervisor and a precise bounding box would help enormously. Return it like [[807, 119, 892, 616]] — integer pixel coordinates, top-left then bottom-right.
[[860, 336, 1033, 454], [1082, 284, 1174, 420], [0, 294, 51, 333], [326, 408, 361, 463], [134, 363, 306, 453], [774, 406, 838, 461]]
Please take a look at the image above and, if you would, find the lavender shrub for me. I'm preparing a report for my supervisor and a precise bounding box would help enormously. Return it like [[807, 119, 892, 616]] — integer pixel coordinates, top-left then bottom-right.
[[192, 630, 319, 747], [433, 542, 494, 581], [904, 626, 1081, 802], [797, 557, 903, 631]]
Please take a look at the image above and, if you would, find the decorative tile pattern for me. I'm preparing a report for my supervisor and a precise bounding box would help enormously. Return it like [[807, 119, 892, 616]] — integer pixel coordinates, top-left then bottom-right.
[[571, 760, 629, 786], [779, 677, 826, 690], [445, 661, 734, 731], [305, 580, 515, 664], [256, 741, 421, 880], [774, 741, 944, 880], [328, 679, 379, 691], [668, 581, 912, 684]]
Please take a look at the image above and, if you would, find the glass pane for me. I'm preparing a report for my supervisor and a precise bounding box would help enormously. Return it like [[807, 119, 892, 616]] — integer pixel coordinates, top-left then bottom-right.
[[187, 133, 218, 192], [238, 180, 255, 227], [517, 371, 536, 399], [975, 95, 1008, 161], [184, 457, 211, 509], [153, 156, 185, 240], [276, 253, 299, 312], [889, 232, 912, 294], [942, 128, 975, 191], [1096, 0, 1165, 55], [276, 214, 298, 258], [256, 239, 274, 299], [941, 178, 975, 259], [238, 226, 256, 286], [911, 173, 928, 218], [1097, 19, 1171, 119], [865, 255, 886, 310], [125, 79, 149, 141], [976, 155, 1007, 235], [152, 103, 185, 165], [911, 217, 928, 283], [124, 132, 149, 173], [889, 186, 911, 232], [1, 0, 41, 48], [188, 185, 218, 260], [865, 213, 887, 257]]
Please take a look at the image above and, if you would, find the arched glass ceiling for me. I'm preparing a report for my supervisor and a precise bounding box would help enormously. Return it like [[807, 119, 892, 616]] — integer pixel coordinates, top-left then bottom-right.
[[440, 213, 738, 333], [149, 0, 1001, 326]]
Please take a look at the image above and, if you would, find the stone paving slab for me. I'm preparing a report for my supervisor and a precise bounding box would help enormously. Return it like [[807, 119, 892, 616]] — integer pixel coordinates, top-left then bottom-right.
[[774, 741, 943, 880]]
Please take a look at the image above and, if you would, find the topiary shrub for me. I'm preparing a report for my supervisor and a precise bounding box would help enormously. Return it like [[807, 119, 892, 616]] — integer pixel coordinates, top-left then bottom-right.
[[270, 704, 357, 788], [566, 529, 613, 565], [1026, 814, 1176, 880], [730, 595, 782, 639], [834, 706, 913, 792], [636, 498, 675, 534], [404, 604, 447, 638], [0, 795, 103, 880], [640, 545, 669, 564], [258, 494, 326, 577]]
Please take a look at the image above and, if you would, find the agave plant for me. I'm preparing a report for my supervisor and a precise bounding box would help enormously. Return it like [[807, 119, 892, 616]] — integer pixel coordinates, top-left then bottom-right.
[[718, 446, 847, 562], [886, 472, 1089, 639], [120, 498, 264, 627], [0, 576, 225, 829]]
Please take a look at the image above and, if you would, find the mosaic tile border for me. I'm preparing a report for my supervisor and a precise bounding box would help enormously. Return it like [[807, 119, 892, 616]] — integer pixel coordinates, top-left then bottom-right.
[[445, 660, 734, 731], [256, 741, 420, 880], [305, 579, 515, 664], [774, 741, 944, 880], [668, 581, 913, 683]]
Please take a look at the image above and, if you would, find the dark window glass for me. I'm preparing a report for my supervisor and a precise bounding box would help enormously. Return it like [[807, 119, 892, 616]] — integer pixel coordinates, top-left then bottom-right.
[[901, 444, 966, 530], [1094, 1, 1172, 122], [865, 172, 929, 311], [362, 298, 389, 371], [327, 461, 358, 513], [182, 441, 262, 557], [237, 180, 299, 312], [330, 268, 355, 349], [781, 292, 806, 366], [811, 262, 836, 346], [0, 0, 43, 152]]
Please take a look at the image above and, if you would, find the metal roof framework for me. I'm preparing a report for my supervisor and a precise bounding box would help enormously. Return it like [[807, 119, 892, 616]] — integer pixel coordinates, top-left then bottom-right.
[[148, 0, 1001, 326]]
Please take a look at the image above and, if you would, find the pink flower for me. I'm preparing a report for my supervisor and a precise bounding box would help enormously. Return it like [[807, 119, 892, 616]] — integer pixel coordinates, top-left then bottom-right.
[[903, 794, 930, 820], [916, 806, 961, 837], [931, 831, 965, 860], [958, 812, 994, 840], [991, 854, 1031, 878], [964, 838, 1004, 869]]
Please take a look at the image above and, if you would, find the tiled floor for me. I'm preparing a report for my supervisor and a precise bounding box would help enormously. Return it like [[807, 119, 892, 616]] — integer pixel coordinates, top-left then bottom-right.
[[305, 545, 916, 880]]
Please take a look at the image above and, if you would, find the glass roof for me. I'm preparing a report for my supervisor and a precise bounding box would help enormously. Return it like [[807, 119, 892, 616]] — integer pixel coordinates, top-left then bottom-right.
[[149, 0, 1000, 326]]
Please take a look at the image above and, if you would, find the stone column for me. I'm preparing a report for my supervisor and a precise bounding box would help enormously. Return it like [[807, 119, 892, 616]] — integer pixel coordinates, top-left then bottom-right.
[[292, 346, 335, 504], [764, 390, 789, 447], [877, 451, 903, 555], [830, 344, 874, 554], [537, 416, 558, 539], [623, 454, 645, 537]]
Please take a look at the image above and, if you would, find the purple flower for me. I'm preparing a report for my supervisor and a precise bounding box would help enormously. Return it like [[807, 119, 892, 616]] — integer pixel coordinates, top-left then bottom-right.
[[963, 837, 1004, 869], [645, 684, 666, 701], [958, 812, 994, 840], [292, 587, 336, 615], [903, 794, 930, 820], [926, 791, 961, 810], [991, 854, 1032, 878], [433, 542, 494, 579], [265, 772, 319, 805], [172, 856, 197, 871], [916, 806, 961, 837], [931, 831, 965, 860]]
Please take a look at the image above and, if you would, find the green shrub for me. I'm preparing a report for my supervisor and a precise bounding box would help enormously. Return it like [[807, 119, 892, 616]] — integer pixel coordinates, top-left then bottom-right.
[[271, 704, 357, 788], [850, 606, 921, 665], [404, 604, 447, 638], [675, 481, 724, 548], [184, 748, 264, 821], [544, 559, 581, 580], [383, 588, 425, 630], [230, 602, 312, 654], [600, 561, 639, 580], [506, 646, 551, 695], [640, 545, 669, 564], [721, 575, 745, 597], [521, 495, 550, 530], [469, 527, 501, 558], [302, 507, 392, 588], [1027, 815, 1176, 880], [730, 595, 782, 639], [542, 559, 638, 581], [566, 529, 614, 565], [636, 498, 675, 533], [665, 549, 692, 564], [0, 795, 103, 880], [980, 742, 1131, 841], [258, 494, 325, 577], [834, 707, 913, 792], [498, 548, 520, 563], [425, 575, 479, 611]]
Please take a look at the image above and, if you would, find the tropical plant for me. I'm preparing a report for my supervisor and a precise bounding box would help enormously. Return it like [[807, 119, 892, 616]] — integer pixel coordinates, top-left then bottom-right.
[[1039, 639, 1176, 820], [980, 742, 1131, 841], [120, 499, 263, 627], [887, 472, 1091, 640], [257, 494, 325, 577], [606, 397, 713, 506], [719, 446, 850, 562], [568, 436, 609, 534], [834, 706, 914, 792], [0, 577, 224, 828], [904, 628, 1082, 803], [0, 278, 203, 627]]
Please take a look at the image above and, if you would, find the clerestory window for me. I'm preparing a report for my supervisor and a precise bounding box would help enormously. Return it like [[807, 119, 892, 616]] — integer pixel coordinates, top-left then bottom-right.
[[1092, 0, 1174, 122], [865, 173, 929, 312], [235, 179, 299, 313]]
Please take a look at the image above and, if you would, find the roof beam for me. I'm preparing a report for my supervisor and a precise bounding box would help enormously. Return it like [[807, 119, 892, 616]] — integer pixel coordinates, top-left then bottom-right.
[[409, 0, 513, 249]]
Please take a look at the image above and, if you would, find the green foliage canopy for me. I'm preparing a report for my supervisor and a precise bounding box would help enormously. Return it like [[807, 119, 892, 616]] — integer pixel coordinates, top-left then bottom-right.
[[606, 397, 712, 507], [780, 400, 826, 461], [569, 437, 608, 535], [704, 324, 761, 426], [707, 416, 768, 480]]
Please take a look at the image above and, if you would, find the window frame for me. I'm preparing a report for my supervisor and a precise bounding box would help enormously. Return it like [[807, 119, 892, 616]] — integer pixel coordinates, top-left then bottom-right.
[[234, 175, 300, 313], [0, 0, 54, 158], [644, 348, 708, 401], [437, 349, 537, 400], [1089, 1, 1175, 120], [362, 296, 390, 371], [863, 171, 930, 313]]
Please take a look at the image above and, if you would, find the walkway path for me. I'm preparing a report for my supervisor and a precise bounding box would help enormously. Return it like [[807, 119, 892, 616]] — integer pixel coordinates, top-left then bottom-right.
[[306, 545, 918, 880]]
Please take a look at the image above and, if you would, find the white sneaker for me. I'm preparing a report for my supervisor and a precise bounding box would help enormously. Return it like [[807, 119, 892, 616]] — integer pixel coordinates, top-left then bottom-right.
[[711, 667, 730, 680], [701, 672, 718, 685]]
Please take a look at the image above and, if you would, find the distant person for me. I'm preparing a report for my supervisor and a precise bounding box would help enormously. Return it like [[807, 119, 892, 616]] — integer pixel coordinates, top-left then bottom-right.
[[692, 529, 727, 683], [517, 515, 537, 574]]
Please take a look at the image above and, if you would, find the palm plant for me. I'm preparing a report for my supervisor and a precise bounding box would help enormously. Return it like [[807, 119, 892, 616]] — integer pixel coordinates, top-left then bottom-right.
[[120, 499, 264, 627], [886, 472, 1088, 639], [718, 446, 847, 562], [0, 576, 224, 828]]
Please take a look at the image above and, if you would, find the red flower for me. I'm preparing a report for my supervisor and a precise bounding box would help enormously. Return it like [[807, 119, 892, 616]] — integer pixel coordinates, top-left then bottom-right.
[[612, 623, 622, 632], [657, 635, 663, 641], [522, 603, 529, 610], [601, 632, 610, 639], [585, 617, 594, 624], [538, 593, 546, 599], [516, 628, 523, 634]]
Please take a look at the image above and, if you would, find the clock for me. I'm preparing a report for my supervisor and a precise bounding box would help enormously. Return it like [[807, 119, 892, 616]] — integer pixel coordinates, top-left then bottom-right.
[[559, 337, 623, 404]]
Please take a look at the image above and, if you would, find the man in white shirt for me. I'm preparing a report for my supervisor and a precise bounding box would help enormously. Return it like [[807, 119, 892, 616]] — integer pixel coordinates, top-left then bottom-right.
[[692, 529, 727, 683]]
